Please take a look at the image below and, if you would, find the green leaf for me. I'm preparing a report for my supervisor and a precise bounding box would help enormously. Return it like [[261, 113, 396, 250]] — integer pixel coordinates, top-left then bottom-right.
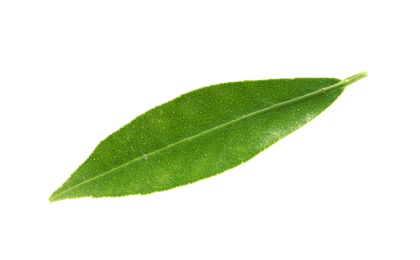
[[49, 72, 367, 202]]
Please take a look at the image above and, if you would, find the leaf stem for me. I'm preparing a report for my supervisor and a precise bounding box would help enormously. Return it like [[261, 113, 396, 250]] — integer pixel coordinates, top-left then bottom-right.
[[342, 71, 368, 86], [320, 71, 367, 93], [272, 71, 367, 109]]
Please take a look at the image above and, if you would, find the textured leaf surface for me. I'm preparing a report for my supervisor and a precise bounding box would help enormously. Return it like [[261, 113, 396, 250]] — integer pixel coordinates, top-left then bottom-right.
[[50, 72, 366, 202]]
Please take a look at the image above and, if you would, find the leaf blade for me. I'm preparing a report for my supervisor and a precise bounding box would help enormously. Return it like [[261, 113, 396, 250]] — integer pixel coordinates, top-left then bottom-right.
[[50, 72, 366, 202]]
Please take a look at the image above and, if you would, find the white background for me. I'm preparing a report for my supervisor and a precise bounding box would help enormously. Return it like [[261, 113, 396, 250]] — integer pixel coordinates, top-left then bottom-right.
[[1, 0, 419, 259]]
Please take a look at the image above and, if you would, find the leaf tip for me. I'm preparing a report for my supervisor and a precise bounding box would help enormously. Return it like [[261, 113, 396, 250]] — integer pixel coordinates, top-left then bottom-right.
[[48, 194, 58, 203], [49, 189, 65, 203]]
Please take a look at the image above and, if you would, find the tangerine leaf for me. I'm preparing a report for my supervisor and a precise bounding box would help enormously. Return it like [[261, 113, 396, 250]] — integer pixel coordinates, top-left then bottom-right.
[[49, 72, 367, 202]]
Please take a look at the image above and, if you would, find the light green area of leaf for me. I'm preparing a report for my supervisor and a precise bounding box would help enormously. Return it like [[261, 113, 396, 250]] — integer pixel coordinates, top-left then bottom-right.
[[49, 72, 367, 202]]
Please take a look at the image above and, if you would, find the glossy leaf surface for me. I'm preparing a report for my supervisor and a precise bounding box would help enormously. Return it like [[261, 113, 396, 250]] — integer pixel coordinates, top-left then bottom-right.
[[50, 72, 366, 202]]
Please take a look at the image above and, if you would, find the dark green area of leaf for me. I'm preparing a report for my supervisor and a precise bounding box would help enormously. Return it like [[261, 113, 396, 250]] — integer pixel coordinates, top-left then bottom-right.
[[50, 72, 366, 202]]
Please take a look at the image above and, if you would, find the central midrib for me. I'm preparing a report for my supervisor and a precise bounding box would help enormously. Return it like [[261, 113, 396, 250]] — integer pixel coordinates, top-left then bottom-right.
[[51, 77, 355, 200]]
